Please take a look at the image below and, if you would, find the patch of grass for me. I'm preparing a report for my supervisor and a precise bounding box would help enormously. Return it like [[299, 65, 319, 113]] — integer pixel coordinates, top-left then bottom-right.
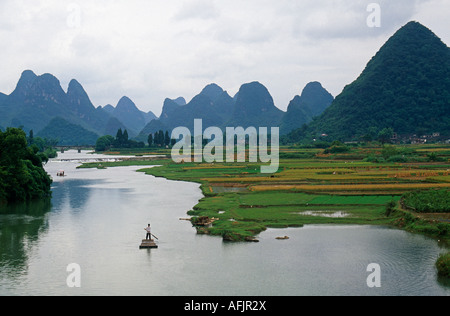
[[436, 252, 450, 278], [402, 189, 450, 213], [184, 189, 399, 241]]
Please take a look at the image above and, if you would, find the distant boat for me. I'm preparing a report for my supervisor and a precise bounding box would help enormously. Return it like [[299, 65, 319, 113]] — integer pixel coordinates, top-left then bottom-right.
[[56, 170, 66, 177]]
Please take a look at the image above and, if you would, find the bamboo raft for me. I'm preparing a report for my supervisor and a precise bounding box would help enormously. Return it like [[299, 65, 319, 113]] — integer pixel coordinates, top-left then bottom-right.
[[139, 239, 158, 249]]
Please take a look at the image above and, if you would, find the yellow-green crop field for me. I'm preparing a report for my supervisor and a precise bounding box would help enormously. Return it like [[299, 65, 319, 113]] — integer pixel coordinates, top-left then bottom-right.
[[84, 143, 450, 242]]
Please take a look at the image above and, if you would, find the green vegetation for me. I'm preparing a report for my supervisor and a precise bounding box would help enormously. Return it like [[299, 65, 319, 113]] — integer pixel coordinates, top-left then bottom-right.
[[436, 253, 450, 278], [27, 130, 58, 161], [279, 82, 334, 135], [185, 191, 399, 241], [385, 200, 397, 217], [393, 211, 449, 239], [402, 190, 450, 213], [0, 128, 52, 204], [95, 129, 172, 153], [323, 141, 350, 154], [96, 135, 115, 152], [37, 117, 99, 146], [148, 130, 172, 148], [112, 128, 145, 149], [287, 21, 450, 142], [80, 143, 450, 243]]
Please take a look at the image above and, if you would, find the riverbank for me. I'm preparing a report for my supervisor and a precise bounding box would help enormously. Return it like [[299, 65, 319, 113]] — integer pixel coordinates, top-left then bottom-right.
[[80, 144, 450, 243]]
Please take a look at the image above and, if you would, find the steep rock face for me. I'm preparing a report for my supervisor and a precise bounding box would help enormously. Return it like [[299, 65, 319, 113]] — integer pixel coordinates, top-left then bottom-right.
[[172, 97, 186, 106], [138, 81, 295, 141], [299, 82, 334, 117], [292, 21, 450, 141], [67, 79, 94, 116], [1, 71, 70, 132], [137, 83, 236, 139], [228, 81, 284, 128], [101, 97, 157, 135], [200, 83, 224, 100], [143, 111, 157, 124], [280, 82, 333, 135], [102, 104, 115, 114], [160, 98, 183, 120], [280, 95, 312, 136], [112, 96, 147, 135], [66, 79, 110, 131], [8, 70, 38, 102], [213, 90, 235, 124], [0, 70, 119, 140], [0, 70, 157, 142]]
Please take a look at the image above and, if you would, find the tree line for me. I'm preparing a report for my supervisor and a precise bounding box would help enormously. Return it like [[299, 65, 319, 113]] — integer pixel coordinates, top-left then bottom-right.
[[95, 129, 173, 152], [96, 128, 278, 152], [148, 130, 172, 148]]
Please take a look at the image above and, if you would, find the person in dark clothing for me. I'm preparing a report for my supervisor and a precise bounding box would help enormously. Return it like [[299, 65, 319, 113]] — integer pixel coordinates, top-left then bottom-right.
[[145, 224, 152, 240]]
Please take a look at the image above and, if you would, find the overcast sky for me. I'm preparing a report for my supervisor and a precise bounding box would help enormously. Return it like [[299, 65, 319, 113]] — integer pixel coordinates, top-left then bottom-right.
[[0, 0, 449, 115]]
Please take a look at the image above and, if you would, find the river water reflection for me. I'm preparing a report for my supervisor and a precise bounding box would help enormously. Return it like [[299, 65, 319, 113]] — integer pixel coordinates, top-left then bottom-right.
[[0, 151, 448, 296]]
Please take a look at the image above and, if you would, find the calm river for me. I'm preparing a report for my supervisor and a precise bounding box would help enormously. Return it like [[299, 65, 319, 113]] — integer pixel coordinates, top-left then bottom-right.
[[0, 151, 448, 296]]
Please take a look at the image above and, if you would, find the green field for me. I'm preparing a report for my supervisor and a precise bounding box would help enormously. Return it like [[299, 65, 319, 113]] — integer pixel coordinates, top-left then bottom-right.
[[83, 144, 450, 242]]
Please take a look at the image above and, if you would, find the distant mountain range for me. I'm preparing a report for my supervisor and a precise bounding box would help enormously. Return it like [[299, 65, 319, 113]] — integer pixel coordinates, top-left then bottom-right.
[[0, 70, 156, 145], [137, 81, 333, 141], [287, 21, 450, 142], [0, 22, 450, 145], [5, 21, 446, 146], [0, 70, 333, 145]]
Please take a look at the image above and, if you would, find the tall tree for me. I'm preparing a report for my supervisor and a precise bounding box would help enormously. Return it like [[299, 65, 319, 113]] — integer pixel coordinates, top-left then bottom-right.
[[148, 133, 153, 147], [378, 128, 394, 144], [115, 128, 123, 147], [123, 129, 129, 144], [164, 131, 170, 147], [28, 129, 34, 145]]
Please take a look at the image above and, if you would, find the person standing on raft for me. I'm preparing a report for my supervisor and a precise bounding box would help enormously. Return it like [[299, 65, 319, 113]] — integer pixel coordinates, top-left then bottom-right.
[[145, 224, 152, 240]]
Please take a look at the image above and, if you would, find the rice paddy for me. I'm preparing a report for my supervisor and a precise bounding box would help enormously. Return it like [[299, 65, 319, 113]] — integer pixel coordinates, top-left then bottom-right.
[[84, 143, 450, 242]]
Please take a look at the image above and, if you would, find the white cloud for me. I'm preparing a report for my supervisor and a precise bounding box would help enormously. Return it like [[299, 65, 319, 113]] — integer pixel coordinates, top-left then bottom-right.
[[174, 0, 220, 21], [0, 0, 448, 115]]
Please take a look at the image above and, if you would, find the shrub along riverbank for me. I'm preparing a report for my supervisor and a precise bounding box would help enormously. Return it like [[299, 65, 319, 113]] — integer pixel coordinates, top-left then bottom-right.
[[402, 189, 449, 213], [0, 128, 52, 205], [436, 252, 450, 278]]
